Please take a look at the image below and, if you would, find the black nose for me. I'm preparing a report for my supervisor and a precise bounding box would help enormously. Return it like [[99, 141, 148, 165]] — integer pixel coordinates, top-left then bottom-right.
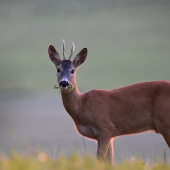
[[59, 81, 69, 88]]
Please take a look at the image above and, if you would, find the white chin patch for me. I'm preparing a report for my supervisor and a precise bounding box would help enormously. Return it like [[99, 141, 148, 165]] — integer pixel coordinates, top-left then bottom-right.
[[60, 86, 68, 89]]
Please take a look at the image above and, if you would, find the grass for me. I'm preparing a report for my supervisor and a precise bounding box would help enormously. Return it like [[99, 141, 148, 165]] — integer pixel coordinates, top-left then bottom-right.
[[0, 0, 170, 165], [0, 150, 170, 170]]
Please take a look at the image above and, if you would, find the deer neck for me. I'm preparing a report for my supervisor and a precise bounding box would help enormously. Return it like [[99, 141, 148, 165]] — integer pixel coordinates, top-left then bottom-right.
[[60, 78, 81, 120]]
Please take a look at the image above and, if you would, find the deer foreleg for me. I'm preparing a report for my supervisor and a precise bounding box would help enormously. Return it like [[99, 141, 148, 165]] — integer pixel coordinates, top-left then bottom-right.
[[97, 134, 111, 162], [104, 138, 114, 164]]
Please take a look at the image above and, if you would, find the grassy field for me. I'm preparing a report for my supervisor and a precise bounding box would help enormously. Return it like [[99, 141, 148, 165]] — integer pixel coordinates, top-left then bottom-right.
[[0, 151, 170, 170], [0, 0, 170, 166]]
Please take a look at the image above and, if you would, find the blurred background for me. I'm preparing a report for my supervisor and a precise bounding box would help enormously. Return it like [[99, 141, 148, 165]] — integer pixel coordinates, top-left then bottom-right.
[[0, 0, 170, 163]]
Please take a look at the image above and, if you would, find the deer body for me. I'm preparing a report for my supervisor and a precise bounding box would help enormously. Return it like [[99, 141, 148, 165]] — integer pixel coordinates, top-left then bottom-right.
[[48, 41, 170, 164]]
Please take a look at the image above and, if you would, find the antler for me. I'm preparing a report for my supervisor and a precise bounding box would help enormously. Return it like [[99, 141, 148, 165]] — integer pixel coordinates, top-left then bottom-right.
[[68, 41, 75, 60], [62, 39, 66, 60]]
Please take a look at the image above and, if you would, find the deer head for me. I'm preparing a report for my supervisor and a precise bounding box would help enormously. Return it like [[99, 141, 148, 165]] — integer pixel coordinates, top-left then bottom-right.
[[48, 40, 88, 89]]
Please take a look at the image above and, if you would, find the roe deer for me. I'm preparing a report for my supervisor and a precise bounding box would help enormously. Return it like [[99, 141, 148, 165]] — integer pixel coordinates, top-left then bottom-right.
[[48, 40, 170, 164]]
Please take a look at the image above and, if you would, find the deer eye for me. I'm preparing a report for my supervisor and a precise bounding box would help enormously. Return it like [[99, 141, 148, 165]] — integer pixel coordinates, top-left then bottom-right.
[[57, 68, 61, 73], [71, 70, 75, 74]]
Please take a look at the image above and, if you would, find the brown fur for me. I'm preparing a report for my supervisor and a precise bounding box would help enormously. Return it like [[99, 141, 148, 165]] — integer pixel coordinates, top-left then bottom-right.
[[48, 44, 170, 164]]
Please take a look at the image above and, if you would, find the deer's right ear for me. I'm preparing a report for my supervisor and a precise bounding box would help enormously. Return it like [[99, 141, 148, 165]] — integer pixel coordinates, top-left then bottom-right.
[[48, 45, 61, 66], [73, 48, 88, 67]]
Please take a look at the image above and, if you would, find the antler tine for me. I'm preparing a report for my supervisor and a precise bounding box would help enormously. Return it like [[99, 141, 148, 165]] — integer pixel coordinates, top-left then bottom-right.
[[68, 41, 75, 60], [62, 39, 66, 60]]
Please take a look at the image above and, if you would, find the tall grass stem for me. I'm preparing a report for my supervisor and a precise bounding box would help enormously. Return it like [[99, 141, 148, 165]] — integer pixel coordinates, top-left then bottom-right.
[[82, 137, 87, 158]]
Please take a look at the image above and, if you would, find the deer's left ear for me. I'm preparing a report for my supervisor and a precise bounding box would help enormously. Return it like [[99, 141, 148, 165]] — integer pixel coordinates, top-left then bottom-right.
[[73, 48, 88, 67], [48, 45, 61, 66]]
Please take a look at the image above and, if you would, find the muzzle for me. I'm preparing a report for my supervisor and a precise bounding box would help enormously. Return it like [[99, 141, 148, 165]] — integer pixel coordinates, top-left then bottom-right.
[[59, 81, 69, 88]]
